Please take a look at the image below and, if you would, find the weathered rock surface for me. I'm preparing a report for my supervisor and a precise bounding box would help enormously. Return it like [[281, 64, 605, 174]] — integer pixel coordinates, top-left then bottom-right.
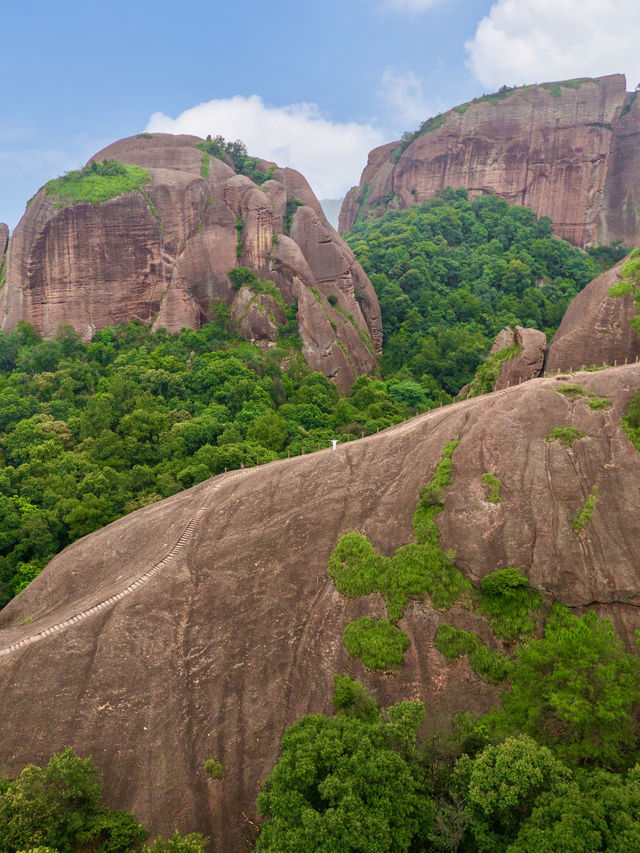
[[340, 74, 640, 249], [0, 223, 8, 269], [1, 364, 639, 850], [493, 325, 547, 389], [0, 134, 381, 392], [546, 255, 640, 372]]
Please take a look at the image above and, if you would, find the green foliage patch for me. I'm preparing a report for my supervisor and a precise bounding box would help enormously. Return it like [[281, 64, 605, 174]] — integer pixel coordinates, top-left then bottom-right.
[[44, 160, 151, 206], [346, 189, 603, 400], [343, 617, 410, 670], [256, 682, 429, 852], [466, 344, 521, 398], [573, 482, 598, 533], [555, 383, 584, 398], [477, 567, 541, 640], [544, 426, 586, 446], [283, 197, 304, 234], [622, 389, 640, 451], [434, 623, 512, 682], [482, 472, 501, 503]]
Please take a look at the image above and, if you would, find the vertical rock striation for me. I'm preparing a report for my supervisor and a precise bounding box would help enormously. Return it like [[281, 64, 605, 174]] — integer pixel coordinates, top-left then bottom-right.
[[340, 74, 640, 249], [0, 134, 381, 392]]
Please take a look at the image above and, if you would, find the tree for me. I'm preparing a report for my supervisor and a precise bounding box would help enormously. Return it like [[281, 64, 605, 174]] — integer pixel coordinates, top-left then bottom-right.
[[0, 748, 148, 852], [256, 680, 431, 852], [491, 605, 640, 769]]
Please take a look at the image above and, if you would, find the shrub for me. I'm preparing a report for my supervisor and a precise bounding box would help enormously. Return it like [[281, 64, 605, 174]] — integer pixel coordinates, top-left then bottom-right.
[[482, 472, 501, 503], [343, 617, 410, 670], [544, 426, 586, 446], [573, 482, 598, 533], [44, 161, 151, 206], [413, 439, 459, 545], [555, 384, 584, 398], [477, 567, 541, 640], [435, 624, 511, 682], [203, 759, 223, 780]]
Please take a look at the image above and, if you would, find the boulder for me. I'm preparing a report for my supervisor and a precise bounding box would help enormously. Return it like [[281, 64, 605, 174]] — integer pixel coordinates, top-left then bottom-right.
[[546, 255, 640, 372], [0, 134, 381, 390], [494, 326, 547, 389]]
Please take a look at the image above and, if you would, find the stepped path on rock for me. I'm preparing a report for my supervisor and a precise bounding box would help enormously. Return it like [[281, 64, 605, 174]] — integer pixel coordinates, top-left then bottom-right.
[[1, 362, 639, 853], [0, 382, 520, 658], [0, 362, 638, 658]]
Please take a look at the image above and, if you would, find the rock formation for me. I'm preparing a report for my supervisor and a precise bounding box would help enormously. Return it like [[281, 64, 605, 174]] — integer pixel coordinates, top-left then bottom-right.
[[0, 223, 8, 275], [491, 325, 547, 389], [340, 75, 640, 249], [1, 364, 639, 850], [0, 134, 381, 392], [546, 255, 640, 372]]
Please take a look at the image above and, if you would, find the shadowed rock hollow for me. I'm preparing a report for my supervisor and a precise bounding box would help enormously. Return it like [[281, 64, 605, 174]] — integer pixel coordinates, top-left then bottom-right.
[[0, 134, 381, 392], [0, 364, 639, 851], [340, 74, 640, 249]]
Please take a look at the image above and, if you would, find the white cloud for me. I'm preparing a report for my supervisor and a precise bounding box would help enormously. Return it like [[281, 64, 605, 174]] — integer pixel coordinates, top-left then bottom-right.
[[378, 69, 436, 128], [146, 96, 384, 199], [466, 0, 640, 90]]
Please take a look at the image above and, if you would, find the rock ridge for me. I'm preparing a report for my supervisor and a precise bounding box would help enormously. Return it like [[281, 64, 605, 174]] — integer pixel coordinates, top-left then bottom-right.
[[340, 74, 640, 249]]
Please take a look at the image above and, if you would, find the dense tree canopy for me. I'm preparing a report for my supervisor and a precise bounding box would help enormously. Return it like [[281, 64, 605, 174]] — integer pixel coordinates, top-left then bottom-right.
[[345, 189, 624, 396]]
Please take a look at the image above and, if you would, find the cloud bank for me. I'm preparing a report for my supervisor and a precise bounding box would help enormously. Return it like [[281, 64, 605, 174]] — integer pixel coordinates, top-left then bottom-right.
[[146, 96, 384, 199], [466, 0, 640, 91]]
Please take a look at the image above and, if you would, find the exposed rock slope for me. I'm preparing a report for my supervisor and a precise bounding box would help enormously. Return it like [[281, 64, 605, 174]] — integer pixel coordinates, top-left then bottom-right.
[[0, 134, 381, 392], [546, 254, 640, 371], [1, 364, 639, 851], [340, 74, 640, 249]]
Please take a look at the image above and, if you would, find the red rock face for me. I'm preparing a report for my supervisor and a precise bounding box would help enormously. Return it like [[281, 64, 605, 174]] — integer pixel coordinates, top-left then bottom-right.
[[493, 326, 547, 390], [546, 256, 640, 372], [0, 134, 381, 392], [0, 365, 639, 850], [340, 75, 640, 249]]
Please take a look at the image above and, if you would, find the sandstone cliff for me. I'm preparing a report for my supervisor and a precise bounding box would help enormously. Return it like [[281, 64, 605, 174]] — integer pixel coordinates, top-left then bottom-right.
[[1, 364, 639, 850], [0, 135, 381, 392], [546, 254, 640, 371], [0, 223, 8, 277], [340, 74, 640, 249]]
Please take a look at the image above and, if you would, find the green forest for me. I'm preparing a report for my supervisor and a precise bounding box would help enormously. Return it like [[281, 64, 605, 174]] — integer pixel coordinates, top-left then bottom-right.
[[345, 189, 624, 395]]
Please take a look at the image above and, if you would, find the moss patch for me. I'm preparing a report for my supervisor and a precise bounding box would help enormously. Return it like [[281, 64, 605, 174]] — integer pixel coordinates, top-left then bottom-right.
[[45, 160, 151, 206], [343, 617, 409, 671], [544, 426, 586, 446], [434, 624, 511, 682]]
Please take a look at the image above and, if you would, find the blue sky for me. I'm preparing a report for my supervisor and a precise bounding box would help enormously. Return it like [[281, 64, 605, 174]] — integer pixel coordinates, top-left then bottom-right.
[[2, 0, 640, 229]]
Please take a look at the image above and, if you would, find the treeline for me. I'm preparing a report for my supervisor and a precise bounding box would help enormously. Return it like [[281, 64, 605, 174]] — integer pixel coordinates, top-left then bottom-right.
[[0, 317, 426, 607], [345, 189, 625, 396], [256, 605, 640, 852]]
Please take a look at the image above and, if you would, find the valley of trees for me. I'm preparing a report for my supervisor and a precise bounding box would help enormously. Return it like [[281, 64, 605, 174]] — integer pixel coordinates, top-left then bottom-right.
[[345, 189, 625, 396]]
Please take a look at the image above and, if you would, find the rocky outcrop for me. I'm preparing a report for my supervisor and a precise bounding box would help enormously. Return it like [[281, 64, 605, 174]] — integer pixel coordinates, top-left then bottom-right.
[[546, 255, 640, 372], [0, 223, 8, 271], [492, 325, 547, 389], [1, 364, 639, 850], [0, 134, 381, 392], [340, 74, 640, 249]]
